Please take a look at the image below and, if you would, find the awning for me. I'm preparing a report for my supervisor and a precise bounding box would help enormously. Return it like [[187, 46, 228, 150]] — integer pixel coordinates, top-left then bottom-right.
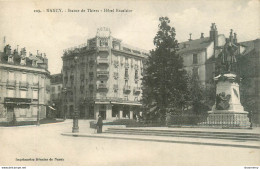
[[95, 102, 110, 104], [111, 102, 142, 106], [48, 106, 56, 110]]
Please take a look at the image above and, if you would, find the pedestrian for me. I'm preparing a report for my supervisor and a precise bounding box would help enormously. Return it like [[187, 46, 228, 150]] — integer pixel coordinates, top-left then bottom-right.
[[97, 114, 103, 133]]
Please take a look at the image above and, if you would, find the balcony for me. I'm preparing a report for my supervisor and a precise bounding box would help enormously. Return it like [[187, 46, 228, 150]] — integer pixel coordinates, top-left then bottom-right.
[[32, 82, 39, 89], [125, 63, 129, 68], [6, 80, 16, 89], [124, 75, 129, 80], [97, 58, 109, 65], [113, 60, 119, 67], [19, 82, 28, 89], [123, 85, 131, 93], [134, 64, 139, 70], [89, 59, 95, 66], [113, 84, 118, 91], [97, 71, 109, 79], [113, 72, 119, 79], [97, 83, 108, 90], [134, 87, 141, 94], [135, 76, 139, 82], [98, 46, 109, 52]]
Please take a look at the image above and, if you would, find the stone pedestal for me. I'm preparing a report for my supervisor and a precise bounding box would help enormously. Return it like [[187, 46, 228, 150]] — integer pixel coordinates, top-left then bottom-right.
[[206, 73, 250, 128]]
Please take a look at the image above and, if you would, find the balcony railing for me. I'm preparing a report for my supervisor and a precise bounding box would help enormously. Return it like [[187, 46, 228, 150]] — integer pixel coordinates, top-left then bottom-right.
[[97, 71, 109, 79], [113, 60, 119, 67], [98, 46, 109, 52], [97, 58, 109, 65], [123, 85, 131, 93], [97, 83, 108, 90], [125, 63, 129, 68], [6, 80, 16, 88], [124, 75, 129, 80], [134, 64, 139, 70], [32, 82, 39, 89], [113, 72, 119, 79], [134, 87, 142, 94], [19, 82, 29, 89], [113, 84, 118, 90]]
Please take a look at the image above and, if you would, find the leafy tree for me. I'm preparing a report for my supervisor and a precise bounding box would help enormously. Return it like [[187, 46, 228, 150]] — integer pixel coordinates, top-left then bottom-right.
[[142, 17, 189, 124]]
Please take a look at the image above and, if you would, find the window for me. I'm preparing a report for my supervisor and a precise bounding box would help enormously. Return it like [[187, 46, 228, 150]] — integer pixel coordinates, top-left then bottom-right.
[[58, 86, 61, 91], [100, 39, 108, 47], [125, 69, 128, 78], [124, 95, 128, 101], [135, 70, 138, 79], [33, 90, 38, 100], [52, 87, 55, 93], [7, 89, 14, 97], [21, 73, 27, 82], [193, 54, 198, 64], [9, 72, 14, 80], [20, 90, 27, 98], [33, 75, 38, 84]]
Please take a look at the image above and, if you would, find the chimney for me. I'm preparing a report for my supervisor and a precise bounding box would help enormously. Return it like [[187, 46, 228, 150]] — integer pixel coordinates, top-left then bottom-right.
[[189, 33, 192, 41], [233, 32, 237, 44], [37, 50, 39, 55], [200, 33, 204, 39], [229, 29, 233, 44], [210, 23, 218, 47]]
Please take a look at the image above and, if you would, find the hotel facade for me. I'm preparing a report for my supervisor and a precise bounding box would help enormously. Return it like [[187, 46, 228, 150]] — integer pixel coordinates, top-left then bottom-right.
[[0, 41, 50, 123], [62, 28, 148, 120]]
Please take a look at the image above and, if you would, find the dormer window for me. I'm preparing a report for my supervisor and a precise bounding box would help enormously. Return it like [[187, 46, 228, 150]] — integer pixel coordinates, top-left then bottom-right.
[[8, 55, 14, 63], [20, 57, 26, 65]]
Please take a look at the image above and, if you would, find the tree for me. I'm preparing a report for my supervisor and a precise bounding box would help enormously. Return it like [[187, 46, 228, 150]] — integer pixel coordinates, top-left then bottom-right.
[[142, 17, 189, 124]]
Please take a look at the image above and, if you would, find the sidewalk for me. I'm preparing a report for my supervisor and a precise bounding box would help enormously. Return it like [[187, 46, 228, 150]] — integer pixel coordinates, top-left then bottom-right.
[[61, 126, 260, 150]]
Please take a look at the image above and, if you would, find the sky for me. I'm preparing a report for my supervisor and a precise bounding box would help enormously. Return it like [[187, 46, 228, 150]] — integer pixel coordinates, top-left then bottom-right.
[[0, 0, 259, 74]]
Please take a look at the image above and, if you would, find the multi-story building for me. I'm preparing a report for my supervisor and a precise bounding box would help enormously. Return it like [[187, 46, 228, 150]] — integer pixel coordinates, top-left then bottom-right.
[[50, 73, 63, 118], [0, 42, 50, 123], [62, 27, 148, 120], [178, 23, 246, 84], [178, 23, 259, 124]]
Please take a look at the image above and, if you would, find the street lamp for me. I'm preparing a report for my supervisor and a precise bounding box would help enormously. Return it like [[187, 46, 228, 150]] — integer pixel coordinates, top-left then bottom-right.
[[62, 87, 67, 120], [72, 56, 79, 133]]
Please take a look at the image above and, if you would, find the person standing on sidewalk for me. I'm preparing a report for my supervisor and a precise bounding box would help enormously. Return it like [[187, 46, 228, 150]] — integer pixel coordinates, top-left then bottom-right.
[[97, 114, 103, 133]]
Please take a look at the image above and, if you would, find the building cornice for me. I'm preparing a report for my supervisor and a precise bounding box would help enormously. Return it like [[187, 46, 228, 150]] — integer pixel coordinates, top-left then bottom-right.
[[0, 63, 50, 75]]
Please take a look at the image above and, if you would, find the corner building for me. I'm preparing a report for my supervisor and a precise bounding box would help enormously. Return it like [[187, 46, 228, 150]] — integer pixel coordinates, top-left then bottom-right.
[[62, 28, 148, 120], [0, 42, 50, 122]]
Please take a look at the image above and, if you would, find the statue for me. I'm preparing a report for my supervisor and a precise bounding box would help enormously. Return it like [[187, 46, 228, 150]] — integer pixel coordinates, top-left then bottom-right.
[[219, 38, 238, 72]]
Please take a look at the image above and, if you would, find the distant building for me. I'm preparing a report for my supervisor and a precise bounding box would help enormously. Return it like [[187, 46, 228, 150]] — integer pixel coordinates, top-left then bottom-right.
[[0, 40, 50, 122], [62, 27, 148, 120], [49, 73, 63, 118], [238, 39, 260, 124], [178, 23, 259, 124], [178, 23, 246, 84]]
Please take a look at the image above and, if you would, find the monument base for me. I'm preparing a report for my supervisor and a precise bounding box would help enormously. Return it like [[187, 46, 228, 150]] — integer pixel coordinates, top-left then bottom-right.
[[205, 111, 250, 128]]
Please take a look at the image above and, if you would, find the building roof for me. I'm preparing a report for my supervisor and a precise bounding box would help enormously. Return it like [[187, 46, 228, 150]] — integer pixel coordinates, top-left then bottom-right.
[[178, 37, 212, 54], [239, 39, 260, 55], [50, 73, 63, 84]]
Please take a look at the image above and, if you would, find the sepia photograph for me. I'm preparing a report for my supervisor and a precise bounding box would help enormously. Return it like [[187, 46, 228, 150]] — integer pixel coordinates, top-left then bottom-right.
[[0, 0, 259, 168]]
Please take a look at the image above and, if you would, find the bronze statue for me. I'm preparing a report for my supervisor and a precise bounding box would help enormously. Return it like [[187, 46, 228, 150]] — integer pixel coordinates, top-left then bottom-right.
[[219, 38, 238, 72], [216, 92, 231, 110]]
